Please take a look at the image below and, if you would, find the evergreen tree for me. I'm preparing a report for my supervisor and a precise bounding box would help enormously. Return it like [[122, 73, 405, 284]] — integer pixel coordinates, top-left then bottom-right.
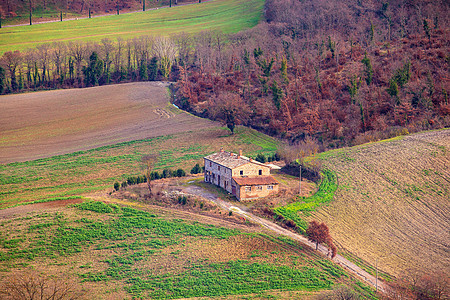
[[139, 60, 148, 81], [361, 52, 373, 85], [271, 80, 283, 110], [148, 57, 158, 81], [0, 66, 5, 94], [82, 52, 104, 86]]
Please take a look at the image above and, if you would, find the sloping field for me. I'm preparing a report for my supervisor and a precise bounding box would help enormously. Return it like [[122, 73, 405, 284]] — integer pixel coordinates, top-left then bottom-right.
[[0, 201, 375, 299], [0, 82, 217, 163], [0, 0, 265, 54], [311, 130, 449, 277], [0, 124, 279, 208]]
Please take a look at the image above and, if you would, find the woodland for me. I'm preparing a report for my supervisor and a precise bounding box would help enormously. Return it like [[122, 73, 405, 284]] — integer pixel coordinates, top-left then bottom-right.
[[0, 0, 449, 147]]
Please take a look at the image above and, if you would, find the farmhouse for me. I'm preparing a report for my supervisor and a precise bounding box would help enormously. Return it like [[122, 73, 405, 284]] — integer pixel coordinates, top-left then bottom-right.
[[204, 149, 279, 201]]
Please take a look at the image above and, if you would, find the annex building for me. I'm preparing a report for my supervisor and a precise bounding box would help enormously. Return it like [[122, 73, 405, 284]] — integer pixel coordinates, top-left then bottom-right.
[[204, 149, 279, 201]]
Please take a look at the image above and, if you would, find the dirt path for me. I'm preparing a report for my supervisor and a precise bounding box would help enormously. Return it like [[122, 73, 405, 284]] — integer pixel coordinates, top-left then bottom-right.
[[183, 185, 389, 293]]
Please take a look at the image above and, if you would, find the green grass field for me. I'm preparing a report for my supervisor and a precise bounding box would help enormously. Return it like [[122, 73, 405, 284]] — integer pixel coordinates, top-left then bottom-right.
[[0, 126, 278, 209], [0, 0, 265, 54], [0, 200, 377, 299]]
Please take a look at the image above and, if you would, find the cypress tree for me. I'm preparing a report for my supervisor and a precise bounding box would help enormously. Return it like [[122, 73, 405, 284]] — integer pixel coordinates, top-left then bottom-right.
[[361, 52, 373, 85], [0, 66, 5, 94]]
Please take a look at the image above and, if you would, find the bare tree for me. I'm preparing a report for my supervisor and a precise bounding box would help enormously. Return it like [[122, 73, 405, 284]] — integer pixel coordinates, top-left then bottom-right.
[[153, 36, 176, 80], [0, 270, 86, 300], [142, 154, 159, 195], [1, 50, 22, 91]]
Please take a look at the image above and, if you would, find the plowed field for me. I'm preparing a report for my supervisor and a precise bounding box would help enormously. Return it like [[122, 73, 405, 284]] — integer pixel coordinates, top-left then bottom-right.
[[311, 129, 449, 277], [0, 82, 216, 164]]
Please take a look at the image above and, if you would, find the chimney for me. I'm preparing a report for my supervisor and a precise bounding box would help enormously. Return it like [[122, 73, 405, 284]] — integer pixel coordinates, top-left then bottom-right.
[[238, 149, 242, 158]]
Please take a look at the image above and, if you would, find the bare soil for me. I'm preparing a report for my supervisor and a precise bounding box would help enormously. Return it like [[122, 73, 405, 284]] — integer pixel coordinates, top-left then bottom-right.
[[0, 82, 217, 164], [311, 129, 450, 278]]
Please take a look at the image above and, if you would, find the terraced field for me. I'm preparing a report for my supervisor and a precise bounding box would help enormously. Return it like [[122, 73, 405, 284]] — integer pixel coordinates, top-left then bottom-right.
[[0, 0, 265, 54], [310, 129, 449, 278]]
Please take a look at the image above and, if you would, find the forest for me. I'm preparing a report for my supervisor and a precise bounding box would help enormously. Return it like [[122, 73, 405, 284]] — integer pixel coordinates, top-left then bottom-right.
[[0, 0, 449, 147]]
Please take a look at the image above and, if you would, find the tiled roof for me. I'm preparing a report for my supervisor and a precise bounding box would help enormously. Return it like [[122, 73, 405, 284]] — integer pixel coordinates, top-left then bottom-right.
[[204, 151, 250, 169], [232, 176, 279, 186]]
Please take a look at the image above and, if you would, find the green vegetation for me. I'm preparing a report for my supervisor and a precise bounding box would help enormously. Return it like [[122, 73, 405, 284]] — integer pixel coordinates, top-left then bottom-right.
[[0, 127, 278, 208], [0, 0, 265, 54], [0, 201, 374, 298], [273, 170, 338, 233]]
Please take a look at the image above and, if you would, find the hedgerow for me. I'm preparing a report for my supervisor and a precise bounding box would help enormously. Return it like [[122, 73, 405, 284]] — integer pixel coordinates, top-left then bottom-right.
[[273, 170, 338, 233]]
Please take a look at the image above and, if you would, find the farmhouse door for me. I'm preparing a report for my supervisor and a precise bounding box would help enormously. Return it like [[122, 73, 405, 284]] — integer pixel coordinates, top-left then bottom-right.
[[232, 185, 236, 195]]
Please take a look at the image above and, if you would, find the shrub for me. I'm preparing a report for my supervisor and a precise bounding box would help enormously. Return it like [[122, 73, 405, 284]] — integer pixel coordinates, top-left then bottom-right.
[[191, 163, 202, 174], [255, 153, 266, 163], [113, 182, 120, 191], [176, 169, 186, 177], [162, 169, 171, 178], [121, 182, 128, 189]]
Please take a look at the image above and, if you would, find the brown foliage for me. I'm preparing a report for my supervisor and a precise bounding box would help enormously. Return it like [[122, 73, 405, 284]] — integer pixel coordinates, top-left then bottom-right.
[[0, 270, 86, 300], [306, 220, 330, 250]]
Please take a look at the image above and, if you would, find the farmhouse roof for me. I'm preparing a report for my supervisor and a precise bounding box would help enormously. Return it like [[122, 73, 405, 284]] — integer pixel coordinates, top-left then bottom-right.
[[204, 151, 250, 169], [232, 176, 279, 186]]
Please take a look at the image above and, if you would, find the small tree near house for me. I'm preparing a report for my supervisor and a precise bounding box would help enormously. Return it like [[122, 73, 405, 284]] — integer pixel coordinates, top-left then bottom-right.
[[142, 154, 159, 195]]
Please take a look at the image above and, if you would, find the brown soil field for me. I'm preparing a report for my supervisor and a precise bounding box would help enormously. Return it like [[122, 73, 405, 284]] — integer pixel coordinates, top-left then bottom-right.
[[0, 82, 217, 164], [311, 129, 450, 278]]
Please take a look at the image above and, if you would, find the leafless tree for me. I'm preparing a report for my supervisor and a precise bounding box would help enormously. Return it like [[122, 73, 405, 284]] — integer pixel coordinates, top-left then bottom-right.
[[0, 270, 87, 300], [142, 154, 159, 195], [153, 36, 176, 80]]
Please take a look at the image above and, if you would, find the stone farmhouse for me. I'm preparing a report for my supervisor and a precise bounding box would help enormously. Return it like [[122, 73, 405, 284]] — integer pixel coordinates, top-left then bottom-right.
[[204, 149, 279, 201]]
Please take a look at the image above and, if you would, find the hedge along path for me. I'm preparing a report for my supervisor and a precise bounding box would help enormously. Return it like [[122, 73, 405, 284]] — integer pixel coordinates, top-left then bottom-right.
[[273, 170, 338, 233], [0, 0, 265, 54]]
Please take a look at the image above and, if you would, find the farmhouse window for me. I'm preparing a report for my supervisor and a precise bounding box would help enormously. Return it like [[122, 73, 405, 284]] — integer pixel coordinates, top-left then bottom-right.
[[218, 166, 220, 171], [267, 185, 274, 190], [245, 186, 251, 192], [256, 185, 263, 191], [259, 170, 262, 175], [240, 170, 244, 176], [210, 162, 212, 167]]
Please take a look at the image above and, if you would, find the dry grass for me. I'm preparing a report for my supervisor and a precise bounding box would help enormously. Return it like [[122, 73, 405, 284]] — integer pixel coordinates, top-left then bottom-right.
[[311, 129, 450, 278]]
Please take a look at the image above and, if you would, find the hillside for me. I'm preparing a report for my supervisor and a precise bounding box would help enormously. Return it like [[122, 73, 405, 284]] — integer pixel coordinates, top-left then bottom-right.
[[0, 82, 217, 163], [0, 0, 264, 54], [0, 200, 376, 299], [310, 129, 449, 278]]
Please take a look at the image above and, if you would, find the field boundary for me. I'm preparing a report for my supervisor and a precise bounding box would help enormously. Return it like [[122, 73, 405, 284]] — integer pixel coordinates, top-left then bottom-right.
[[273, 170, 338, 233]]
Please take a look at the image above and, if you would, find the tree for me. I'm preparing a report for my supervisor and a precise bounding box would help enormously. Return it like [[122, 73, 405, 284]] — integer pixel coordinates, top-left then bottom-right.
[[317, 285, 361, 300], [153, 36, 176, 80], [0, 66, 5, 94], [212, 92, 250, 135], [190, 163, 202, 174], [2, 50, 22, 92], [361, 52, 373, 85], [82, 51, 104, 86], [306, 220, 331, 250], [142, 154, 158, 195], [0, 270, 86, 299]]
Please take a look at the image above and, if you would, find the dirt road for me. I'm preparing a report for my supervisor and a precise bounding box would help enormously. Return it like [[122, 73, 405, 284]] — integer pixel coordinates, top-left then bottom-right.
[[183, 185, 388, 293]]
